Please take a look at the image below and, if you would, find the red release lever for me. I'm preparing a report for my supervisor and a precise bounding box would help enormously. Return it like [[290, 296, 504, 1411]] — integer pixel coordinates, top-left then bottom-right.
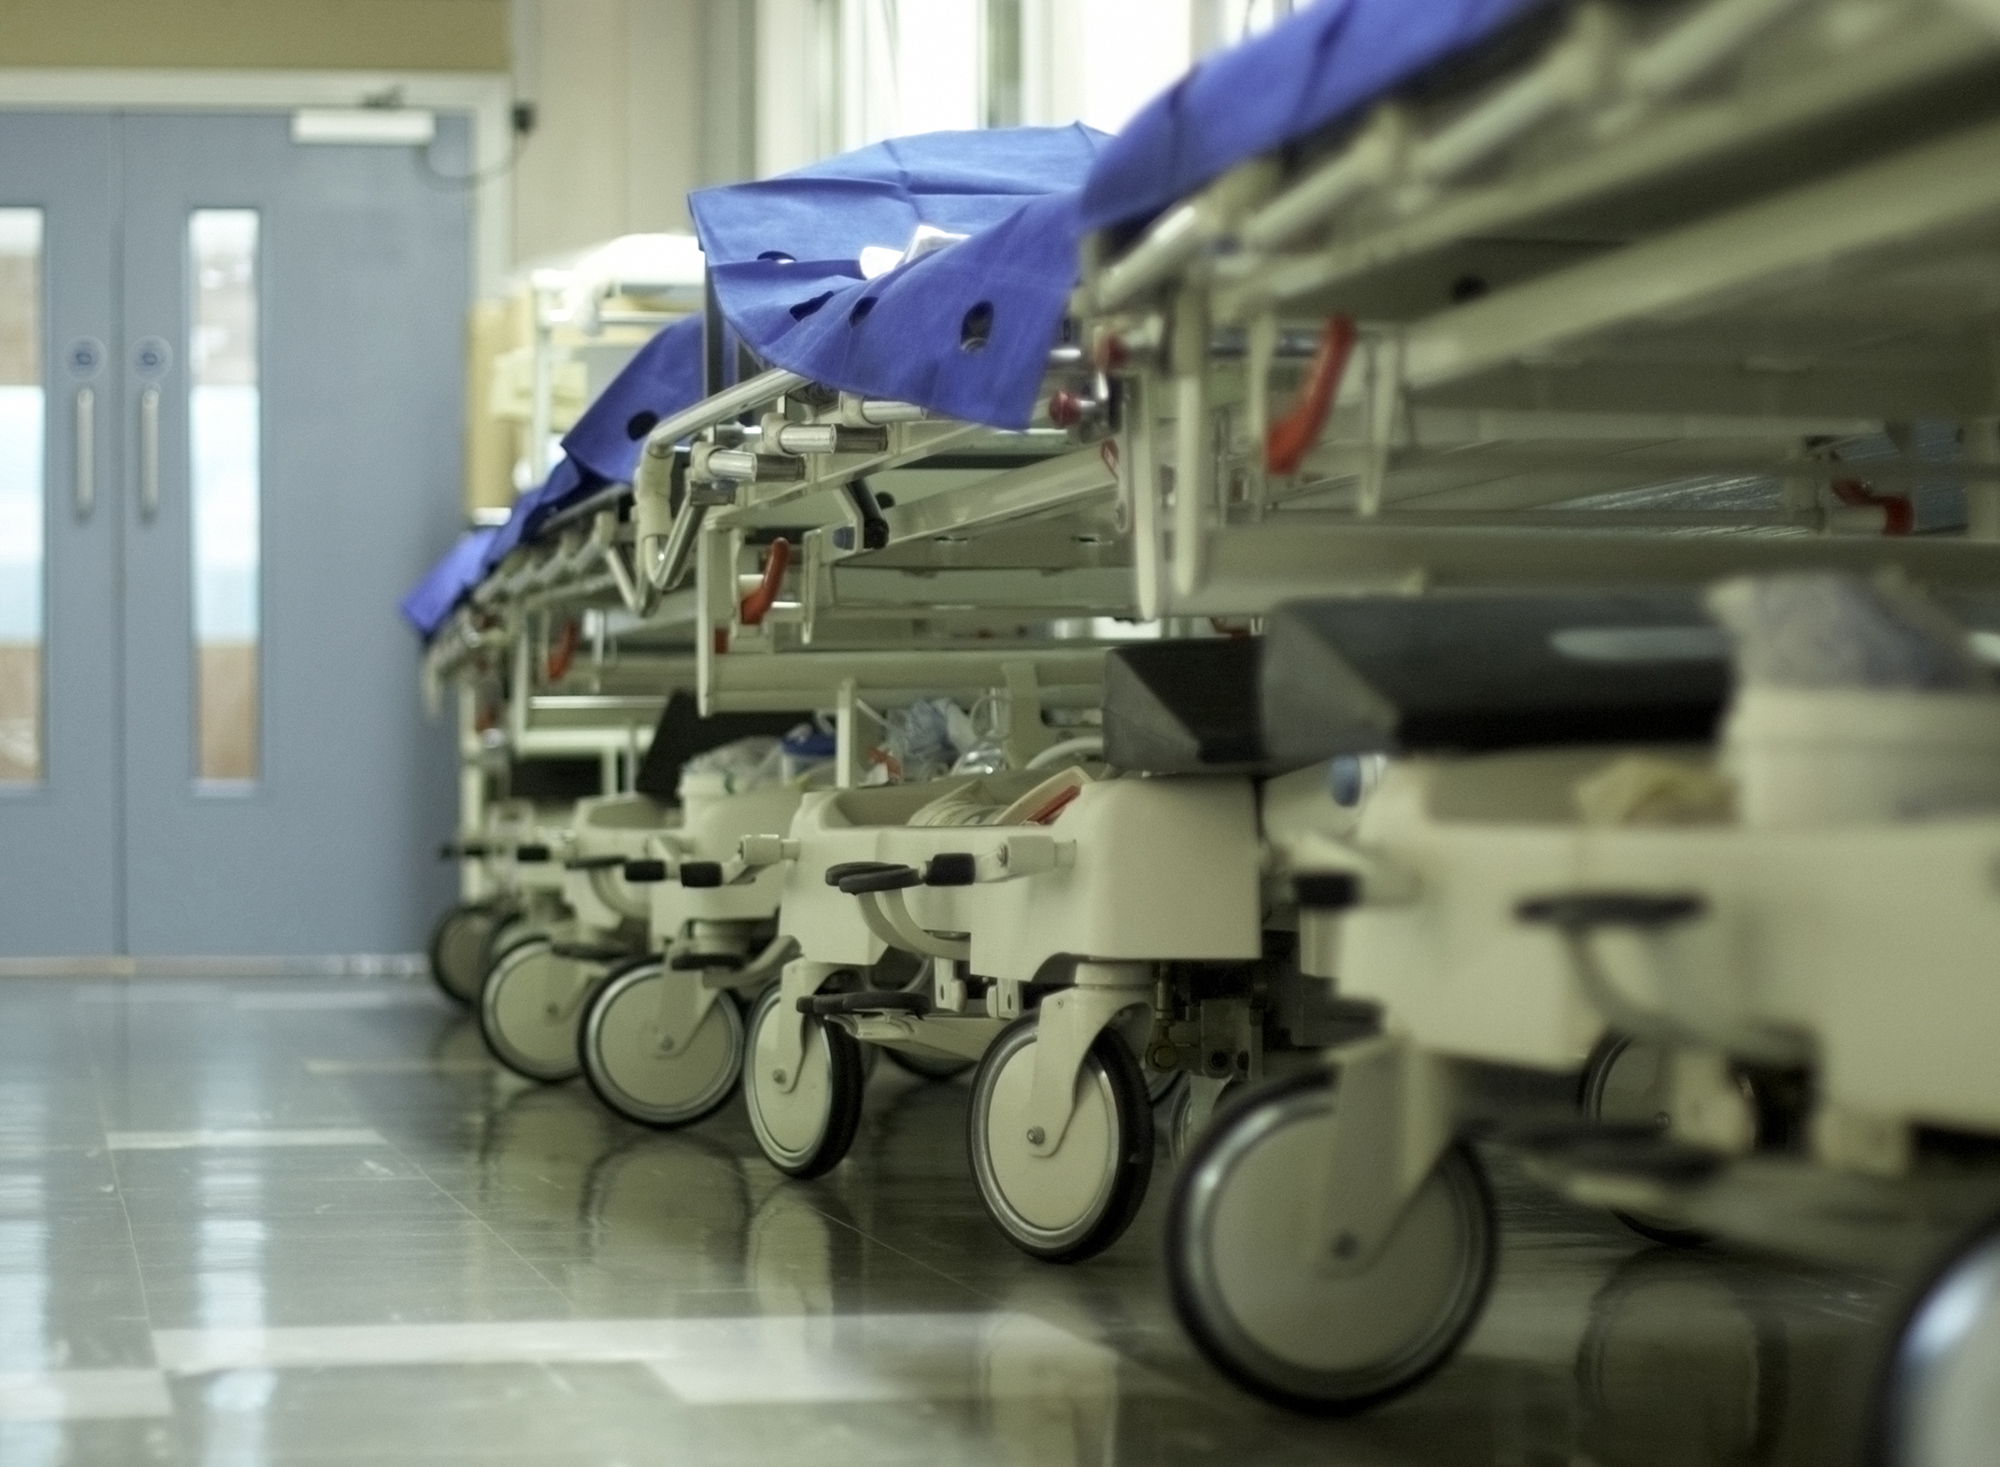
[[1265, 314, 1357, 477], [1831, 479, 1913, 536], [545, 619, 580, 681], [739, 537, 792, 626]]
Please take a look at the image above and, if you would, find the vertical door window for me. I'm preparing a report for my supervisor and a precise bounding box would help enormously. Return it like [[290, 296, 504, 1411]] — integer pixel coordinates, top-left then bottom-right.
[[0, 210, 43, 785], [188, 210, 260, 784]]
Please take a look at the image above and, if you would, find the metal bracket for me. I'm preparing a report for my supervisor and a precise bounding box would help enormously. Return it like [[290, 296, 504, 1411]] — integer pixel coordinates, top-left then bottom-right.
[[1023, 962, 1152, 1157], [1303, 1033, 1459, 1275], [767, 959, 840, 1095], [1000, 661, 1056, 768], [1356, 333, 1405, 518], [650, 963, 725, 1055]]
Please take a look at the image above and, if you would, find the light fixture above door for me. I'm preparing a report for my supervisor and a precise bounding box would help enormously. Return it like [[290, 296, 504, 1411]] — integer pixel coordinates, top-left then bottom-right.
[[290, 108, 436, 147]]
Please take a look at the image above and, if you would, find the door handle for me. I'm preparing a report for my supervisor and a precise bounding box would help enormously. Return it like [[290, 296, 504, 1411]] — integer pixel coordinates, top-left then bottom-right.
[[74, 386, 95, 520], [139, 385, 160, 520]]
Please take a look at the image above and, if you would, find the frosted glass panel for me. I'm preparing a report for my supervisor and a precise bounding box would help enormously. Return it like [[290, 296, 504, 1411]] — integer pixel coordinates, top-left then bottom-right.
[[0, 209, 44, 785], [189, 209, 259, 784]]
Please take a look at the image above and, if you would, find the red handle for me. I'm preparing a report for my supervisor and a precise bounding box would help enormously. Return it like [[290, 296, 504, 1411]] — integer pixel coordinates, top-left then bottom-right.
[[739, 537, 792, 626], [1830, 479, 1913, 536], [545, 619, 580, 681], [1265, 315, 1357, 477]]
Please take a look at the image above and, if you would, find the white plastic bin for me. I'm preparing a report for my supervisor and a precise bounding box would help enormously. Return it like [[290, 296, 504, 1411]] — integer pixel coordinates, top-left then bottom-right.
[[1723, 687, 2000, 826]]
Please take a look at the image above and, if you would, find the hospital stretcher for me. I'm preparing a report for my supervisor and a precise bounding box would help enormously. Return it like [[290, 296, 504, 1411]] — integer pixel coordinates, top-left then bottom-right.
[[1077, 0, 2000, 615], [406, 124, 1357, 1260], [1153, 591, 2000, 1456], [405, 1, 2000, 1424], [1059, 0, 2000, 1448]]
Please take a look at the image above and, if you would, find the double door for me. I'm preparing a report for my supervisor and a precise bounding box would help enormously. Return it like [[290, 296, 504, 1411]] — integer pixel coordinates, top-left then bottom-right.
[[0, 111, 466, 956]]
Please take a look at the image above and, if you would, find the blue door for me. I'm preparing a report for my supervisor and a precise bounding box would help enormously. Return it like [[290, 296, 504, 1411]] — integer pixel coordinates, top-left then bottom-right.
[[0, 111, 468, 957]]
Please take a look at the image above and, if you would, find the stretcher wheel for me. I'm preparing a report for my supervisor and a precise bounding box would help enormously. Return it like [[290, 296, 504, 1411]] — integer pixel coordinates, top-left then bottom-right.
[[578, 958, 745, 1128], [884, 1047, 972, 1082], [427, 901, 502, 1005], [479, 936, 599, 1083], [477, 910, 537, 991], [1581, 1034, 1711, 1248], [1873, 1217, 2000, 1467], [743, 985, 865, 1179], [1168, 1076, 1242, 1165], [1166, 1069, 1496, 1414], [1145, 1059, 1185, 1106], [966, 1012, 1154, 1263]]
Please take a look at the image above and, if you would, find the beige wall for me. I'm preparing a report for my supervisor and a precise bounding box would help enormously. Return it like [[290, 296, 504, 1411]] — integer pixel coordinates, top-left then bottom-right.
[[509, 0, 751, 261], [0, 0, 508, 71]]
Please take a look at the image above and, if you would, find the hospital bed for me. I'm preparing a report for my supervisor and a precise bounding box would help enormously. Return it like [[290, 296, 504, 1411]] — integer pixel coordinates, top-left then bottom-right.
[[406, 124, 1363, 1262], [1076, 0, 2000, 614], [1057, 0, 2000, 1449]]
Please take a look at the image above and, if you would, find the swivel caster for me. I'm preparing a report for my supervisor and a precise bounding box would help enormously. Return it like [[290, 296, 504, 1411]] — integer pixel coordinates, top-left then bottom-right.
[[479, 936, 602, 1083], [966, 1012, 1154, 1263], [1167, 1075, 1242, 1165], [578, 959, 745, 1128], [1581, 1034, 1711, 1248], [1874, 1217, 2000, 1467], [477, 910, 538, 987], [1167, 1069, 1497, 1414], [743, 985, 866, 1179], [428, 901, 505, 1005]]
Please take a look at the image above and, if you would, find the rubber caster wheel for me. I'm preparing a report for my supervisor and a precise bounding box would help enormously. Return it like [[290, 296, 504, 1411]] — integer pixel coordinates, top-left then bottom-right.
[[743, 985, 865, 1179], [479, 936, 600, 1083], [1581, 1034, 1711, 1247], [1874, 1218, 2000, 1467], [885, 1047, 973, 1082], [429, 901, 503, 1006], [579, 958, 745, 1128], [477, 910, 537, 990], [966, 1012, 1154, 1263], [1167, 1069, 1497, 1414], [1168, 1075, 1243, 1165], [1144, 1058, 1185, 1106]]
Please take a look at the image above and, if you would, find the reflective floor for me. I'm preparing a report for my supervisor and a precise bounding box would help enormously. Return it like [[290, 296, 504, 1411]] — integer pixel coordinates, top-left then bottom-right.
[[0, 976, 1900, 1465]]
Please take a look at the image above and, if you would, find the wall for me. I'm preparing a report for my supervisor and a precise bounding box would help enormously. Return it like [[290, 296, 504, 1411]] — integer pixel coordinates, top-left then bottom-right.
[[0, 0, 508, 70], [509, 0, 753, 262]]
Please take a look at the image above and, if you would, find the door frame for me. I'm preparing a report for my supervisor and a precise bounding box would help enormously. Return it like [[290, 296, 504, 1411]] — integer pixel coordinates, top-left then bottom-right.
[[0, 69, 511, 297], [0, 91, 489, 975]]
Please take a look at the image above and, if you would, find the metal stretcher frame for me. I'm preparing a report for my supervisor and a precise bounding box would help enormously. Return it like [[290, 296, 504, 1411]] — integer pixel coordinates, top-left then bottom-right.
[[1076, 0, 2000, 617]]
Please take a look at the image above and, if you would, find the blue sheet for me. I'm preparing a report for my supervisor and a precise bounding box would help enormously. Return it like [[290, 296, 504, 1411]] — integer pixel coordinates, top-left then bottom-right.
[[400, 526, 498, 638], [691, 126, 1108, 430], [1079, 0, 1547, 235], [402, 313, 707, 638], [480, 313, 707, 573], [563, 312, 706, 486]]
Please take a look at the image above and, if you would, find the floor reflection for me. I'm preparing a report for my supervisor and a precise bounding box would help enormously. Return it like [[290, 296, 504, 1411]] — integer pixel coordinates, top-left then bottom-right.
[[0, 978, 1909, 1464]]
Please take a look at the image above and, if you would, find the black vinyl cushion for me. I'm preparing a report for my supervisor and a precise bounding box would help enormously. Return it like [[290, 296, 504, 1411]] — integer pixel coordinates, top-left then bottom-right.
[[1102, 638, 1266, 774], [1261, 591, 1730, 764]]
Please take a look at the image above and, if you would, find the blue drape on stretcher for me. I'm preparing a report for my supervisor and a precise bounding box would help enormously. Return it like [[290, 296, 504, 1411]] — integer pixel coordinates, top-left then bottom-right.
[[691, 126, 1108, 431], [400, 313, 706, 637], [1078, 0, 1547, 235], [481, 313, 708, 571], [399, 526, 498, 639]]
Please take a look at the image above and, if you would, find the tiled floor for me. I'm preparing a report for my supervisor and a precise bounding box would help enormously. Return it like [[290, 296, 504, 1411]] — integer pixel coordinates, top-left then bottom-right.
[[0, 975, 1900, 1464]]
